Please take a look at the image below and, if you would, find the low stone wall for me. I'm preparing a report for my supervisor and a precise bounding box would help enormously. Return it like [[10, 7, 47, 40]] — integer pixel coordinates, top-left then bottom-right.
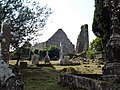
[[60, 74, 120, 90]]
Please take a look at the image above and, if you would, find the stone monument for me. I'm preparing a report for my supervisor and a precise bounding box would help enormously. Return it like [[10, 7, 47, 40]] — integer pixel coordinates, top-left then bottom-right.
[[0, 22, 23, 90], [31, 50, 39, 65], [102, 0, 120, 82], [44, 51, 50, 64], [64, 56, 70, 64], [31, 54, 39, 65], [58, 42, 64, 64], [2, 23, 19, 62]]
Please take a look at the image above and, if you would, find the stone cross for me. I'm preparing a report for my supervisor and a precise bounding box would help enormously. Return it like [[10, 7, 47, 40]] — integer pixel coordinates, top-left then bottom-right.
[[0, 22, 23, 90], [2, 24, 18, 62]]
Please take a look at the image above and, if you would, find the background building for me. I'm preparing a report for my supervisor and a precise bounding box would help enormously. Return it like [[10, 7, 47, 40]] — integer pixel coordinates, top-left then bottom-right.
[[33, 29, 75, 55]]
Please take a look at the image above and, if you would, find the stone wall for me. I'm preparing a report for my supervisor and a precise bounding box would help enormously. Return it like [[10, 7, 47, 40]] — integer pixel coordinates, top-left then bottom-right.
[[33, 42, 46, 50], [60, 74, 120, 90], [76, 24, 89, 57], [33, 29, 75, 54]]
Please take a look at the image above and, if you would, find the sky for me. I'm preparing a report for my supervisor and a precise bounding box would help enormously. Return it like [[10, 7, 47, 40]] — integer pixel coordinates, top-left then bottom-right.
[[33, 0, 96, 46]]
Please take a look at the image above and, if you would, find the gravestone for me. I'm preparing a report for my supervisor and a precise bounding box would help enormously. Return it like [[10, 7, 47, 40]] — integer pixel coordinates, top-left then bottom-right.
[[76, 24, 89, 59], [31, 53, 39, 65], [44, 51, 50, 64], [102, 0, 120, 82], [64, 56, 70, 64], [95, 52, 105, 64]]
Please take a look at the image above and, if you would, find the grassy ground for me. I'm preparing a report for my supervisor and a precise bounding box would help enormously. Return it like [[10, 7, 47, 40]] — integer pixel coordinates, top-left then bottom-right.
[[9, 60, 104, 90], [9, 60, 103, 74], [22, 67, 69, 90], [54, 64, 103, 74]]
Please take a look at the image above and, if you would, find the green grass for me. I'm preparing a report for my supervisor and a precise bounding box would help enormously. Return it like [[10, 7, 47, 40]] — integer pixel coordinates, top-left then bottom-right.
[[22, 67, 69, 90], [9, 60, 104, 90], [54, 64, 103, 74]]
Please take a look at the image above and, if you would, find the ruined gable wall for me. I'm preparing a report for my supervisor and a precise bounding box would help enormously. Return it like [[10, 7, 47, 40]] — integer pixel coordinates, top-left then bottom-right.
[[46, 29, 75, 54], [33, 29, 75, 54], [76, 24, 89, 54]]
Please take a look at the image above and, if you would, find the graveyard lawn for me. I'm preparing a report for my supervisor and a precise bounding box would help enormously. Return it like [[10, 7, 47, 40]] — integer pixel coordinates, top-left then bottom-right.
[[22, 67, 69, 90], [9, 60, 103, 90]]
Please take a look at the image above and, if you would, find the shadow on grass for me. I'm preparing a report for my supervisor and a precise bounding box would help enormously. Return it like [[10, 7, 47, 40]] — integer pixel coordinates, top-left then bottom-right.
[[22, 63, 69, 90]]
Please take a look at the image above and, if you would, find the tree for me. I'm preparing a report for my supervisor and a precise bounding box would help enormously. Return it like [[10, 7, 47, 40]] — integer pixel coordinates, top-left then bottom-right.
[[0, 0, 52, 45], [34, 49, 39, 54], [19, 41, 32, 59], [91, 37, 104, 52], [38, 46, 60, 60], [39, 48, 47, 60], [86, 48, 94, 59], [48, 46, 60, 60], [92, 0, 111, 45], [86, 37, 104, 59], [0, 0, 52, 65]]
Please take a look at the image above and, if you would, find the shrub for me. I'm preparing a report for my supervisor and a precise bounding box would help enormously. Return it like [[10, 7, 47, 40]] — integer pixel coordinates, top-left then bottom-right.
[[48, 46, 60, 60]]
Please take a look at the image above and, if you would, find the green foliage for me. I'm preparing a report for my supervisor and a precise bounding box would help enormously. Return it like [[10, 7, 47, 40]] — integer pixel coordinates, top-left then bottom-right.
[[33, 49, 39, 54], [39, 48, 48, 59], [0, 0, 52, 48], [92, 0, 111, 43], [48, 45, 60, 60], [13, 42, 32, 59], [21, 48, 30, 56], [86, 48, 94, 59], [38, 46, 60, 60], [91, 37, 104, 52], [20, 41, 32, 56], [86, 37, 104, 59]]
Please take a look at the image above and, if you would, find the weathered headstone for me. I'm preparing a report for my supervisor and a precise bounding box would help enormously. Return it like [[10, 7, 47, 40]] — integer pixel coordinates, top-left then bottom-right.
[[31, 54, 39, 65], [76, 24, 89, 58], [44, 51, 50, 64], [64, 56, 70, 64], [95, 52, 105, 64], [102, 0, 120, 82]]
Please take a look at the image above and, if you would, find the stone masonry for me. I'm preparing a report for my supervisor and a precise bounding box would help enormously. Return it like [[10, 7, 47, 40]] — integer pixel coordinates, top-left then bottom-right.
[[60, 74, 120, 90], [76, 24, 89, 58], [76, 24, 89, 53], [33, 29, 75, 54], [102, 0, 120, 82]]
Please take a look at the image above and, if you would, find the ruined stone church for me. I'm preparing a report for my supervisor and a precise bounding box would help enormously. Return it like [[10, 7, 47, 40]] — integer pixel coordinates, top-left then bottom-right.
[[76, 24, 89, 58], [33, 29, 75, 54]]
